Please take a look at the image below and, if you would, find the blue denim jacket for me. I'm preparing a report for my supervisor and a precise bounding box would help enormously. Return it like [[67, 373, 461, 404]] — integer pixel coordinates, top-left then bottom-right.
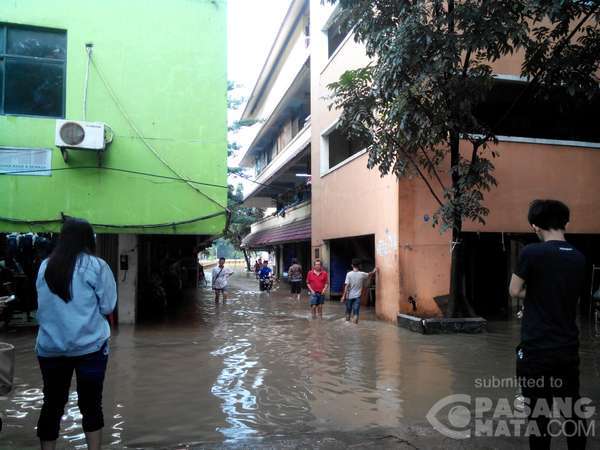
[[35, 254, 117, 357]]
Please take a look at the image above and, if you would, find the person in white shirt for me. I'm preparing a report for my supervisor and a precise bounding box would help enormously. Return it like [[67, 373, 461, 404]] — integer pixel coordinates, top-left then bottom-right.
[[341, 258, 377, 324], [211, 257, 234, 303]]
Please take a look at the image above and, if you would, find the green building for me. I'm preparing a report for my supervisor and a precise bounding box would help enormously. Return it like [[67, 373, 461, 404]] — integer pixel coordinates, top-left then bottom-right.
[[0, 0, 227, 322]]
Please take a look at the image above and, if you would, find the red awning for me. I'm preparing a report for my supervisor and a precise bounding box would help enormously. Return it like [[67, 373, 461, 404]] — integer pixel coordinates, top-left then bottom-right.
[[242, 218, 311, 248]]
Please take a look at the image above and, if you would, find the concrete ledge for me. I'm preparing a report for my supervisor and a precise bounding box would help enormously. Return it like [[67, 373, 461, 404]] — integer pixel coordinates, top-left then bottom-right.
[[397, 314, 487, 334]]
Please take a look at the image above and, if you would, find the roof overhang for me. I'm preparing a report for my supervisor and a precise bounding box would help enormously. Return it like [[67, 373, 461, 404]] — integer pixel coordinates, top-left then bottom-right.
[[242, 217, 311, 248], [241, 0, 309, 121]]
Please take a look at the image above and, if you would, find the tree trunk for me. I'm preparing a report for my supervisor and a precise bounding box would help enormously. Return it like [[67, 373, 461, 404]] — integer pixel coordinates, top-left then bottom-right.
[[242, 248, 251, 272], [447, 131, 475, 318]]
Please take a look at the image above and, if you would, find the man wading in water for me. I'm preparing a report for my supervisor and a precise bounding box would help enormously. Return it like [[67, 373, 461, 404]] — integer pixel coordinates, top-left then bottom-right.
[[211, 257, 233, 303], [306, 259, 328, 319], [509, 200, 588, 449], [288, 258, 303, 301], [341, 259, 376, 324]]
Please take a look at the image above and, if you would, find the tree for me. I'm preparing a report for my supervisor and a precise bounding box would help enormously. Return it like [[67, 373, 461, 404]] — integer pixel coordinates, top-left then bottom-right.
[[224, 81, 262, 270], [326, 0, 599, 317]]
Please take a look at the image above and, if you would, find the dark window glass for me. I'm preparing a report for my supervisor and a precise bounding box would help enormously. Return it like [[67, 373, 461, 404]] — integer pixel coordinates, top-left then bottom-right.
[[328, 128, 367, 168], [4, 58, 64, 117], [0, 25, 66, 117], [6, 27, 66, 60], [327, 15, 349, 58], [473, 81, 600, 143]]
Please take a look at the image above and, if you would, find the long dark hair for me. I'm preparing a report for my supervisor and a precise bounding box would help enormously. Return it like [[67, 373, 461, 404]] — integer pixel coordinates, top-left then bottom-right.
[[44, 218, 96, 302]]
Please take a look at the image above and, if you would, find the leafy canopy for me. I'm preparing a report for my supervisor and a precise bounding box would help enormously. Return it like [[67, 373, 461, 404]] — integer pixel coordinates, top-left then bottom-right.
[[327, 0, 599, 231]]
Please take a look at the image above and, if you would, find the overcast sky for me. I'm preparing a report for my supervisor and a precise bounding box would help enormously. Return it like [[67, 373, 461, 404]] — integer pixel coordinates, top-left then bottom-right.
[[228, 0, 291, 112], [227, 0, 291, 182]]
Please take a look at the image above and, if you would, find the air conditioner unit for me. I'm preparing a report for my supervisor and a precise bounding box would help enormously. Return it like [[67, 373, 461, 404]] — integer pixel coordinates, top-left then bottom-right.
[[55, 120, 106, 150]]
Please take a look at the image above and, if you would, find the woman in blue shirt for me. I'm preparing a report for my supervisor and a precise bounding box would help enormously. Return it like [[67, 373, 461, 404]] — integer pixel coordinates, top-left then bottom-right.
[[35, 218, 117, 450]]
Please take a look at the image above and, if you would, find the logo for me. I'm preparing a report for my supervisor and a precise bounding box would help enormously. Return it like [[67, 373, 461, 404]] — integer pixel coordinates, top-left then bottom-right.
[[426, 394, 472, 439], [426, 393, 596, 440]]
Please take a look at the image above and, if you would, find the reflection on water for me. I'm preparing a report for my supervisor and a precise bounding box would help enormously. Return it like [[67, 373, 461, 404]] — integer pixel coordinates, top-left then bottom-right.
[[1, 272, 599, 448]]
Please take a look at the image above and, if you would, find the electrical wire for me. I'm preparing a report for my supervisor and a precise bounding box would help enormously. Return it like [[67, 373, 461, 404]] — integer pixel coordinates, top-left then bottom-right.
[[0, 165, 230, 190], [83, 44, 93, 121], [89, 55, 228, 211], [0, 210, 227, 229]]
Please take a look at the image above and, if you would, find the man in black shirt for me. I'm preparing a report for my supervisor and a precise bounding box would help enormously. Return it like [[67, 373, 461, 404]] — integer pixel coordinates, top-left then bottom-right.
[[509, 199, 587, 450]]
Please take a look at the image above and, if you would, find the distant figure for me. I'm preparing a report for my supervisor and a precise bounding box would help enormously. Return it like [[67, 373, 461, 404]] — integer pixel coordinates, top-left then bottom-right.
[[509, 200, 587, 449], [35, 218, 117, 450], [306, 259, 328, 319], [258, 260, 273, 292], [212, 257, 234, 303], [341, 259, 377, 324], [254, 258, 262, 280], [288, 258, 303, 301], [198, 262, 207, 287]]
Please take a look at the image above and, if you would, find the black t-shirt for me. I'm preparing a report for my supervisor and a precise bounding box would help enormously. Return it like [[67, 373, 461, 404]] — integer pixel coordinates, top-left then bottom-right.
[[515, 240, 585, 352]]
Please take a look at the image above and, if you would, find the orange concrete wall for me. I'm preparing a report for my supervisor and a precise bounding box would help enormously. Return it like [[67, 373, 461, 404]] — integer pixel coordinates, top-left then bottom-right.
[[309, 4, 402, 322], [398, 139, 600, 317], [309, 1, 600, 320], [465, 141, 600, 234]]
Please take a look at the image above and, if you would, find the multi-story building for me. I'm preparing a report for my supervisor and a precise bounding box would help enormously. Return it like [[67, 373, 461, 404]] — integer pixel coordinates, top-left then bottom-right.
[[239, 0, 312, 275], [0, 0, 227, 322], [245, 0, 600, 322]]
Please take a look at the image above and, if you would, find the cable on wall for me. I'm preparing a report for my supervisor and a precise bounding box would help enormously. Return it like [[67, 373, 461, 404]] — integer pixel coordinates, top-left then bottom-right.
[[83, 43, 93, 121], [89, 54, 228, 212]]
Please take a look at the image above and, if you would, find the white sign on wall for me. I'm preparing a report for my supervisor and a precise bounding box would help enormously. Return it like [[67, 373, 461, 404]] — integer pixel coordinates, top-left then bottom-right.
[[0, 147, 52, 176]]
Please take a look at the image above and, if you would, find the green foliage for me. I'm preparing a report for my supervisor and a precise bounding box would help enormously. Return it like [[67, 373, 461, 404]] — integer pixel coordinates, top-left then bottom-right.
[[225, 82, 263, 250], [326, 0, 599, 232]]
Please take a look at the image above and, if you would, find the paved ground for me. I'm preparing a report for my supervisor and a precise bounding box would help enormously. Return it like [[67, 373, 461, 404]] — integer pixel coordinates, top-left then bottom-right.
[[1, 271, 599, 449]]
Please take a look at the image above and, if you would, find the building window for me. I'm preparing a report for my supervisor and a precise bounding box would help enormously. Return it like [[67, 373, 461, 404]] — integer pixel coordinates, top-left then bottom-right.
[[325, 12, 350, 58], [473, 80, 600, 143], [323, 127, 367, 170], [0, 24, 66, 118]]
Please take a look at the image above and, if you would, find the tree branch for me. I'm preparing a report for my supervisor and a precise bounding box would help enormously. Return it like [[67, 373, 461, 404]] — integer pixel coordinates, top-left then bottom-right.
[[390, 137, 444, 207], [420, 147, 447, 191], [462, 47, 472, 78]]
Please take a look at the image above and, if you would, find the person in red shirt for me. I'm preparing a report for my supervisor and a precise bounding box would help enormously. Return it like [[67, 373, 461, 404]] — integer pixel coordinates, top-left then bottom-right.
[[306, 259, 328, 318]]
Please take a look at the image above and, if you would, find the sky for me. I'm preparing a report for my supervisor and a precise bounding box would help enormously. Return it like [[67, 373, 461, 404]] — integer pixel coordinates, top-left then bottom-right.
[[228, 0, 291, 116], [227, 0, 292, 186]]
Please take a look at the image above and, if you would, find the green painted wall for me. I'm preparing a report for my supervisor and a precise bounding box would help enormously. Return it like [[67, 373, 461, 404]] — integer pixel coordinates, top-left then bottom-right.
[[0, 0, 227, 235]]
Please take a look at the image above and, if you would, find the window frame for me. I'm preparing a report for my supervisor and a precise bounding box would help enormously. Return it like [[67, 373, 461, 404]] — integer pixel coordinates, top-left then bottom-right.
[[320, 119, 368, 177], [0, 23, 67, 119]]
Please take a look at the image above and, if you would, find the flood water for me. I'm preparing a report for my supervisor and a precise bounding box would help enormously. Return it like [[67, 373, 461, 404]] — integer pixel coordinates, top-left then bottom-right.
[[1, 271, 599, 449]]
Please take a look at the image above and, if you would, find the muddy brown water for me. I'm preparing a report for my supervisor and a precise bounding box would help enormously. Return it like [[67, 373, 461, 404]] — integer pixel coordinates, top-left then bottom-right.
[[1, 272, 599, 449]]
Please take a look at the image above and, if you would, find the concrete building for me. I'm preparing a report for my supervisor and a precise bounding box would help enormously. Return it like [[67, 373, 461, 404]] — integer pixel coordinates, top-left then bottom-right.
[[0, 0, 227, 323], [245, 0, 600, 322], [239, 0, 312, 276]]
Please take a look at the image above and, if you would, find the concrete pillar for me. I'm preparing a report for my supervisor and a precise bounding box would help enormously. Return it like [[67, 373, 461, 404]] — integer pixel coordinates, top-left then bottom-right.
[[117, 234, 138, 324], [320, 241, 331, 298], [278, 244, 284, 277]]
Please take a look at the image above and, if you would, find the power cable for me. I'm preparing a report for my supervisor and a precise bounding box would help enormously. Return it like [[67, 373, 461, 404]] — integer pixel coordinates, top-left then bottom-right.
[[0, 210, 227, 230], [0, 165, 229, 190], [90, 55, 228, 211]]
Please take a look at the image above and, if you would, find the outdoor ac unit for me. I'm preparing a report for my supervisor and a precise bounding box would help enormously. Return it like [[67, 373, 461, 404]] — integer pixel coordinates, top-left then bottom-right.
[[55, 120, 106, 150]]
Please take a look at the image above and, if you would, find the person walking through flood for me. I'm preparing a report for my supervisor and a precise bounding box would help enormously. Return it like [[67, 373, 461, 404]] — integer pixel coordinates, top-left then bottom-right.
[[306, 259, 328, 319], [254, 258, 262, 280], [341, 259, 377, 324], [509, 200, 588, 450], [212, 257, 234, 303], [35, 218, 117, 450], [288, 258, 303, 301]]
